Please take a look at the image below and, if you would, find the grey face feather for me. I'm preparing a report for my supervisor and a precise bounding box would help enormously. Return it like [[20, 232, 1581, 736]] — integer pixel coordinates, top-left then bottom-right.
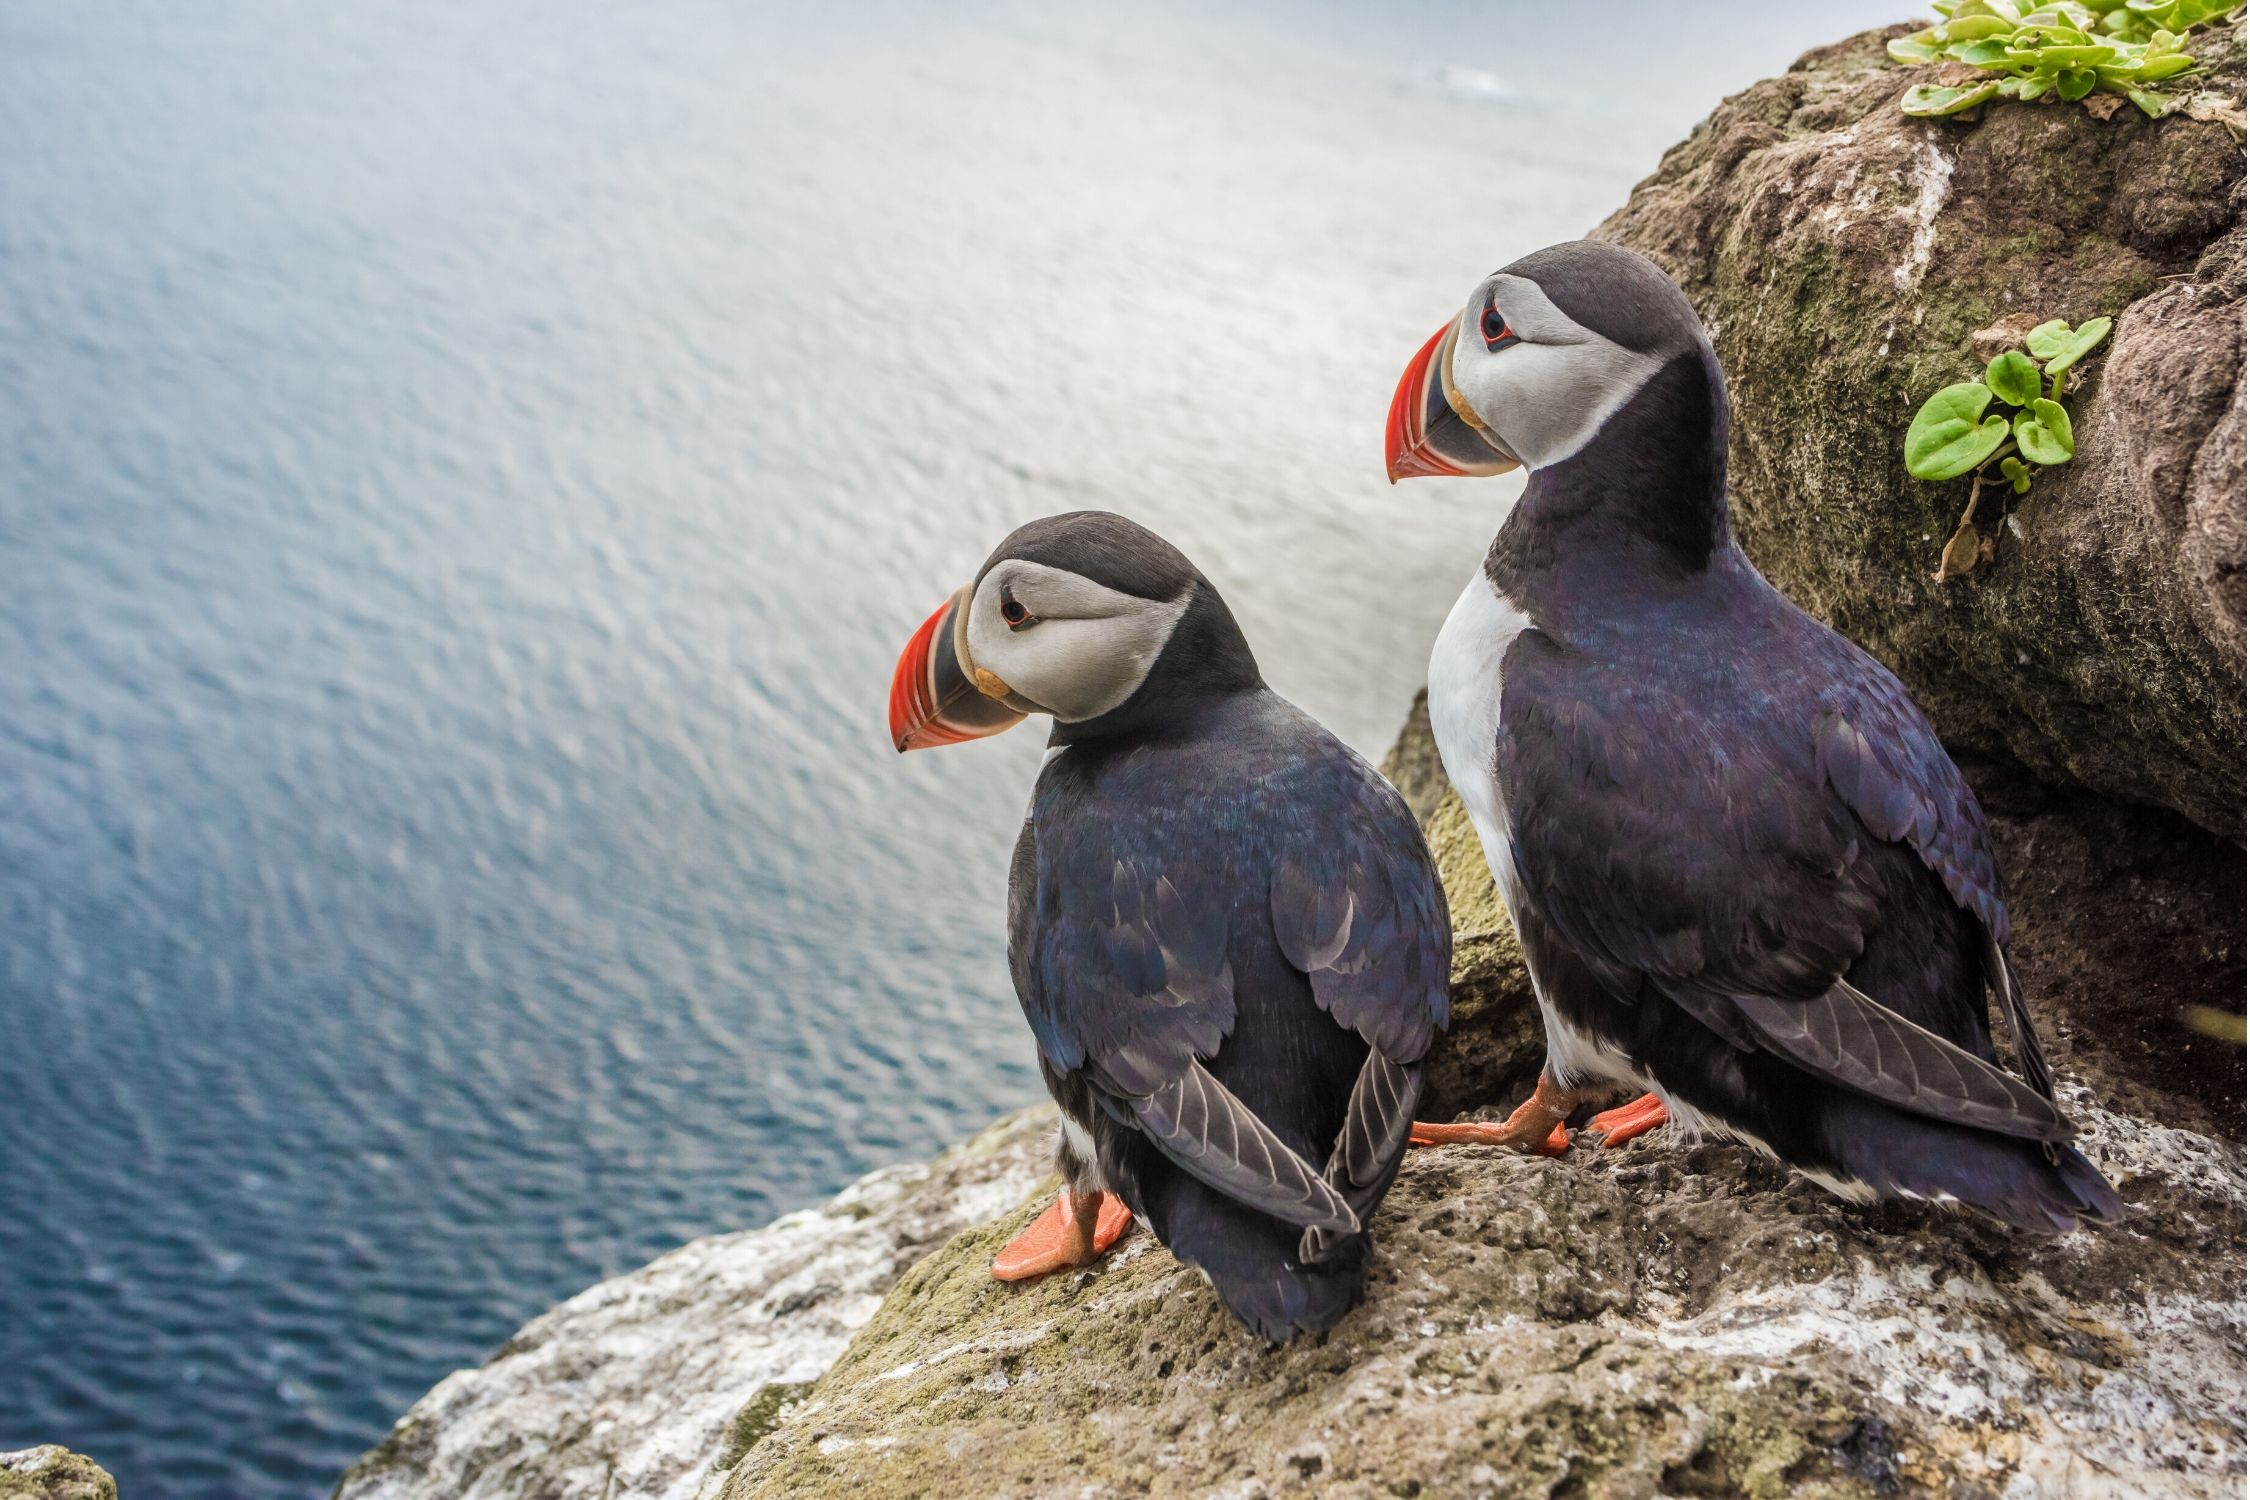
[[964, 559, 1189, 723], [1446, 242, 1709, 471]]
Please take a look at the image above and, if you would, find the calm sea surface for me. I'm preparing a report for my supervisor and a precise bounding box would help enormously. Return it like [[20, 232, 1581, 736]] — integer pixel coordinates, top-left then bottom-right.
[[0, 3, 1900, 1493]]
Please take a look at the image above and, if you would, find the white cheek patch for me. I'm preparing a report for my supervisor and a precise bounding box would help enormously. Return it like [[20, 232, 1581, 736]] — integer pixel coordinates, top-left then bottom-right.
[[1452, 275, 1679, 470], [965, 561, 1190, 723]]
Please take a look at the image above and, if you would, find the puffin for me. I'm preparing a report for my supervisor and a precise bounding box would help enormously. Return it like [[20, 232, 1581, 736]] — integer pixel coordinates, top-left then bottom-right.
[[1382, 240, 2120, 1232], [887, 511, 1452, 1339]]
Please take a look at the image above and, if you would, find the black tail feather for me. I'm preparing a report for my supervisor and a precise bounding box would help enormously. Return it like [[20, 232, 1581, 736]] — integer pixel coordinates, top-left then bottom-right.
[[1826, 1096, 2122, 1233], [1151, 1185, 1370, 1342]]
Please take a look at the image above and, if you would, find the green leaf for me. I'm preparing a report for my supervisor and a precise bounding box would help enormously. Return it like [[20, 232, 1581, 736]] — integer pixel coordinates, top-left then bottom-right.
[[2018, 0, 2100, 21], [1907, 384, 2012, 479], [1953, 0, 2023, 18], [1953, 37, 2014, 63], [1889, 30, 1945, 62], [2058, 66, 2099, 97], [1904, 80, 2004, 114], [1985, 350, 2044, 405], [1945, 13, 2020, 36], [2001, 456, 2034, 494], [2027, 315, 2114, 373], [2127, 85, 2178, 116], [2014, 398, 2076, 464], [2134, 51, 2197, 79], [2035, 41, 2119, 62], [2024, 319, 2069, 357]]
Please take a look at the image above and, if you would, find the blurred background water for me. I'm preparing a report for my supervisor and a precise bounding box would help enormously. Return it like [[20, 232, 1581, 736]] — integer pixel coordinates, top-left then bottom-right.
[[0, 2, 1901, 1493]]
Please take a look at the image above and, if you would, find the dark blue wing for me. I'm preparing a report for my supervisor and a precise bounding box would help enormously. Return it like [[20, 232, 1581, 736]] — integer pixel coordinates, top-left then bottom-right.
[[1267, 751, 1451, 1067], [1015, 837, 1235, 1096], [1007, 720, 1448, 1236], [1814, 685, 2007, 944], [1813, 660, 2050, 1095], [1499, 605, 2060, 1133], [1265, 744, 1450, 1242], [1009, 769, 1356, 1232]]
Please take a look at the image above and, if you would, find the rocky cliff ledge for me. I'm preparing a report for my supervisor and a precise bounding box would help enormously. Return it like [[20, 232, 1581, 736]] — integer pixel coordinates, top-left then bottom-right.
[[334, 1111, 1053, 1500], [0, 1448, 115, 1500], [342, 23, 2246, 1500]]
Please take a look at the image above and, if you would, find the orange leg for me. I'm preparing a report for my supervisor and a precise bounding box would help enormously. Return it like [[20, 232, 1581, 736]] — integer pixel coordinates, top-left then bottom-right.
[[1409, 1071, 1578, 1157], [1585, 1091, 1669, 1147], [991, 1189, 1132, 1282]]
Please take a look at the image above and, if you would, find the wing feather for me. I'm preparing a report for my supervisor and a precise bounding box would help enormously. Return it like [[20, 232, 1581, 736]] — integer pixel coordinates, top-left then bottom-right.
[[1299, 1050, 1421, 1264], [1268, 761, 1450, 1066], [1714, 980, 2068, 1140], [1129, 1061, 1360, 1234]]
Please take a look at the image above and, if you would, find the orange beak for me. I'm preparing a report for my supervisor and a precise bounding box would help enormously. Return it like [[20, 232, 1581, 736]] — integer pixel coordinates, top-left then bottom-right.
[[1384, 320, 1520, 483], [887, 587, 1029, 752]]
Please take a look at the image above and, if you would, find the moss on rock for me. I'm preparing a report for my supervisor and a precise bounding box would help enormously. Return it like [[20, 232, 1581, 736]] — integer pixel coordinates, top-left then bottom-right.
[[709, 1381, 815, 1476]]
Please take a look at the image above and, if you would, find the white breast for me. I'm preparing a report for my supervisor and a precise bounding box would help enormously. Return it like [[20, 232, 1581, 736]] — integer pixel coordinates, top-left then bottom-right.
[[1427, 568, 1531, 913], [1427, 567, 1647, 1094]]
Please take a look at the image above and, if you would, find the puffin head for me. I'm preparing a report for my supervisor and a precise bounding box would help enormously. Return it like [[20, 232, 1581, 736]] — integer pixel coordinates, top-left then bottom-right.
[[1385, 240, 1717, 482], [888, 511, 1258, 752]]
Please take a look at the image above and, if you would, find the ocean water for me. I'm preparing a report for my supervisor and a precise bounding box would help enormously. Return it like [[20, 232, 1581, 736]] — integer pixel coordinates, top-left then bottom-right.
[[0, 3, 1903, 1493]]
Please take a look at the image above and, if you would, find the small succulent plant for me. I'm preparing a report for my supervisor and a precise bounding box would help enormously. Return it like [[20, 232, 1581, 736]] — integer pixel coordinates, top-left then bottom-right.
[[1904, 316, 2112, 579], [1889, 0, 2232, 119]]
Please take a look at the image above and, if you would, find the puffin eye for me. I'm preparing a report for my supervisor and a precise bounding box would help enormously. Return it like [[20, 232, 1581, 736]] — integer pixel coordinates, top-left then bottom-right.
[[1480, 295, 1517, 351], [999, 593, 1033, 629]]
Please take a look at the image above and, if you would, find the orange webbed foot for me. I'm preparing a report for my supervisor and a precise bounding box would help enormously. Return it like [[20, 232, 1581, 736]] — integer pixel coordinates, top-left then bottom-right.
[[1585, 1091, 1669, 1148], [991, 1190, 1132, 1282], [1409, 1117, 1570, 1155], [1409, 1074, 1580, 1157]]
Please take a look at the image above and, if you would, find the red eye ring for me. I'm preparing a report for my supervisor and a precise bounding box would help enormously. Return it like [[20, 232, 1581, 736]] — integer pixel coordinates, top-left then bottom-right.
[[1000, 597, 1030, 627], [1480, 297, 1515, 350]]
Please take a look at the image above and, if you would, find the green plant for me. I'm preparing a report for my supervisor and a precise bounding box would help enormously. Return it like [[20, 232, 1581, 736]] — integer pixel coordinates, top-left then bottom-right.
[[1903, 315, 2111, 579], [1888, 0, 2235, 118]]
